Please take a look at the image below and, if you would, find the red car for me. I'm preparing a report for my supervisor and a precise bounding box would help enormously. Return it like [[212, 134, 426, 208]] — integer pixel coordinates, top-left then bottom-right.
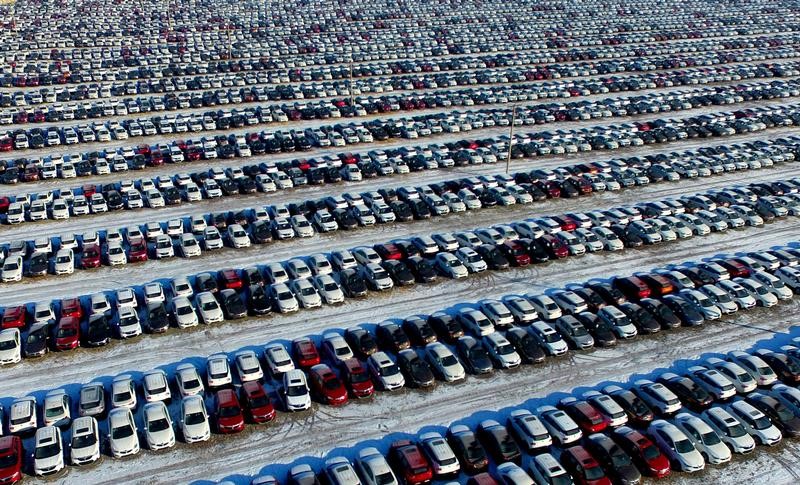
[[81, 243, 101, 269], [292, 337, 321, 368], [215, 389, 245, 434], [82, 184, 96, 198], [60, 298, 83, 319], [612, 426, 670, 478], [552, 215, 578, 231], [374, 243, 403, 260], [128, 237, 149, 262], [0, 196, 10, 214], [499, 241, 531, 267], [0, 137, 13, 151], [1, 306, 26, 329], [561, 446, 611, 485], [466, 473, 498, 485], [309, 364, 348, 406], [389, 440, 433, 485], [339, 358, 374, 398], [219, 268, 243, 290], [719, 259, 750, 278], [0, 436, 23, 483], [637, 274, 674, 297], [540, 235, 569, 259], [559, 398, 608, 433], [239, 381, 276, 423], [613, 276, 651, 300], [55, 317, 80, 351]]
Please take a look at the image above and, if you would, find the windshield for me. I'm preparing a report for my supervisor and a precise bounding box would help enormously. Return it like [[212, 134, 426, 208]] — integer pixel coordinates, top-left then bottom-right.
[[34, 443, 61, 459], [185, 411, 205, 426], [112, 424, 134, 440], [287, 385, 307, 397], [72, 433, 96, 449], [673, 439, 694, 454], [148, 417, 171, 432]]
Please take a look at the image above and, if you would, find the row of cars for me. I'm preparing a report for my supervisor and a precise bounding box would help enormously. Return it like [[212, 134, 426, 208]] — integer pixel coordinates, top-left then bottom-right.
[[2, 171, 798, 362], [3, 59, 798, 159], [248, 344, 800, 485], [1, 240, 799, 479]]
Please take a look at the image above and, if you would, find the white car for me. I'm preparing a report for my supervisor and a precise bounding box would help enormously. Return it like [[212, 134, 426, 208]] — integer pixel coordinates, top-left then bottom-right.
[[674, 413, 731, 465], [108, 408, 140, 458], [203, 227, 224, 250], [69, 417, 101, 465], [419, 432, 461, 477], [680, 289, 722, 320], [227, 224, 251, 248], [117, 306, 142, 338], [598, 306, 638, 339], [290, 215, 315, 237], [455, 247, 487, 273], [648, 420, 704, 472], [526, 294, 562, 320], [179, 234, 202, 258], [206, 353, 233, 388], [529, 453, 571, 485], [143, 282, 166, 305], [289, 278, 322, 308], [368, 352, 405, 391], [716, 280, 757, 309], [33, 426, 65, 476], [426, 342, 466, 382], [483, 332, 521, 368], [726, 400, 782, 446], [143, 401, 176, 450], [42, 389, 71, 427], [537, 405, 582, 445], [180, 395, 211, 443], [172, 297, 199, 328], [727, 351, 778, 386], [0, 328, 22, 365], [111, 375, 137, 409], [264, 343, 296, 375], [175, 363, 205, 397], [435, 252, 469, 279], [700, 406, 756, 454], [360, 263, 394, 291], [356, 447, 398, 485], [53, 248, 74, 275], [529, 322, 568, 356], [705, 357, 758, 394], [154, 234, 174, 259], [508, 409, 552, 452], [312, 274, 345, 304], [235, 350, 264, 382], [635, 379, 682, 415], [286, 259, 312, 279], [698, 284, 739, 314], [196, 292, 224, 324], [323, 333, 354, 363], [750, 270, 794, 300], [142, 369, 171, 403], [282, 369, 312, 411], [582, 391, 628, 427], [271, 283, 300, 312], [1, 256, 23, 282], [734, 277, 778, 307], [457, 309, 495, 337]]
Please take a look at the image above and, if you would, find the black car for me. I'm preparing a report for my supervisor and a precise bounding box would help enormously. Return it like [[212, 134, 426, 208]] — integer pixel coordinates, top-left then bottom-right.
[[397, 349, 435, 388], [583, 433, 642, 485], [247, 285, 272, 315], [24, 323, 49, 357], [428, 312, 464, 343], [755, 351, 800, 384], [746, 392, 800, 437], [382, 260, 415, 286], [84, 314, 111, 346], [657, 374, 713, 410], [147, 302, 170, 333], [251, 220, 273, 243], [376, 322, 411, 353], [332, 208, 358, 230], [574, 312, 617, 347], [391, 200, 414, 222], [220, 289, 247, 319], [505, 327, 546, 364], [195, 272, 219, 294], [402, 316, 438, 346], [393, 240, 421, 259], [339, 269, 367, 297], [571, 287, 606, 312], [586, 282, 627, 306], [662, 295, 704, 326], [520, 238, 550, 264], [609, 224, 643, 248], [447, 426, 489, 474], [456, 336, 494, 374], [619, 303, 661, 334], [410, 199, 431, 219], [474, 244, 511, 270], [406, 256, 438, 283], [605, 387, 655, 427], [27, 252, 48, 276], [638, 298, 682, 329], [477, 421, 521, 464], [344, 327, 378, 358]]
